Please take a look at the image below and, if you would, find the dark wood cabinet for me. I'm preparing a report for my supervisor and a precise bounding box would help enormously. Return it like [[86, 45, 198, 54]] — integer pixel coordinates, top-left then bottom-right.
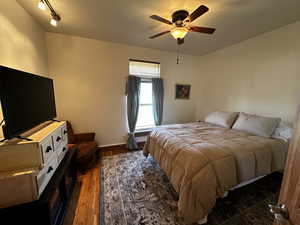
[[0, 148, 77, 225]]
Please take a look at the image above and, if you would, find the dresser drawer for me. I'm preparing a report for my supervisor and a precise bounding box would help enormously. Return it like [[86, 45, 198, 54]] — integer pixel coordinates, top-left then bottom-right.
[[37, 156, 58, 196], [0, 143, 42, 171], [61, 123, 68, 141], [0, 170, 38, 208], [40, 136, 54, 164], [52, 128, 63, 150], [56, 141, 68, 164], [57, 146, 68, 165]]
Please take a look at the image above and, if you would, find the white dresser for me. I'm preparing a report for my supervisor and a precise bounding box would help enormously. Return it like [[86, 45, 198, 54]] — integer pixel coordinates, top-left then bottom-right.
[[0, 121, 68, 208]]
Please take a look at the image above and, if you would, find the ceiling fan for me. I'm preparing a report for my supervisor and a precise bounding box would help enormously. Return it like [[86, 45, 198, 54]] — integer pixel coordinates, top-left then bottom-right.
[[149, 5, 216, 45]]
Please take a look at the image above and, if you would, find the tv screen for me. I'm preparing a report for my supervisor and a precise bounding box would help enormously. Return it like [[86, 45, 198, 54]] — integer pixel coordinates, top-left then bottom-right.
[[0, 66, 57, 139]]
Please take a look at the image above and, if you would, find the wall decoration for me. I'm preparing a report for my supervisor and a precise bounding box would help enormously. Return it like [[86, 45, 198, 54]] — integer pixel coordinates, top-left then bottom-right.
[[175, 84, 191, 99]]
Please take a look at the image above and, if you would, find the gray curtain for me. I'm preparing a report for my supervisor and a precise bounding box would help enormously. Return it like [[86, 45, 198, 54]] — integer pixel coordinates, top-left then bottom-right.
[[126, 75, 141, 150], [152, 78, 164, 126]]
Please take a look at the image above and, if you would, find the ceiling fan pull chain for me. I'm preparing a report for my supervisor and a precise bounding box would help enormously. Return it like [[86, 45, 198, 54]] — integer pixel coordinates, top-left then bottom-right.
[[177, 45, 179, 64]]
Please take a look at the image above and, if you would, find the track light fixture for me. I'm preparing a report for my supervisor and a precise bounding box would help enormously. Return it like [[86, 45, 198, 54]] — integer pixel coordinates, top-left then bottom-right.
[[38, 0, 46, 10], [38, 0, 61, 27], [50, 13, 61, 27]]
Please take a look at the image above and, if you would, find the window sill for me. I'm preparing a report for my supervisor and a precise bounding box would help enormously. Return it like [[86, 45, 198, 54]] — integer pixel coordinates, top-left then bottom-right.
[[135, 126, 155, 137], [136, 126, 156, 132]]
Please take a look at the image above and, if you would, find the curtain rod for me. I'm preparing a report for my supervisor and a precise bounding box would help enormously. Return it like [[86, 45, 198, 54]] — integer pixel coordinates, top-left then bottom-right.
[[129, 59, 160, 65]]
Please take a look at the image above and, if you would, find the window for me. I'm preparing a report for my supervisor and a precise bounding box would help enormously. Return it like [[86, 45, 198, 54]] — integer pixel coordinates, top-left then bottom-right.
[[129, 60, 160, 129]]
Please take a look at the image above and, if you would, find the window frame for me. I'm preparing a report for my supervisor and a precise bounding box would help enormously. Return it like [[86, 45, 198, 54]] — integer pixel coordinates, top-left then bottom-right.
[[128, 59, 160, 130]]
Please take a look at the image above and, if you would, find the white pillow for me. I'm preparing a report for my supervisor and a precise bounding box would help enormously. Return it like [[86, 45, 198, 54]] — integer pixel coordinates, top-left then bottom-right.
[[204, 111, 239, 128], [271, 122, 293, 142], [232, 112, 281, 138]]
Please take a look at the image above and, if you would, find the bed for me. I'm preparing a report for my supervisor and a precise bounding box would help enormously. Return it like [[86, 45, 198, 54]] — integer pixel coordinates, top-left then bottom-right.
[[143, 121, 288, 224]]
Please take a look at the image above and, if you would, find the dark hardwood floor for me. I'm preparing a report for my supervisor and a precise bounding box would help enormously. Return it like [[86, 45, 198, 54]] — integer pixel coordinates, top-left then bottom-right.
[[63, 147, 130, 225]]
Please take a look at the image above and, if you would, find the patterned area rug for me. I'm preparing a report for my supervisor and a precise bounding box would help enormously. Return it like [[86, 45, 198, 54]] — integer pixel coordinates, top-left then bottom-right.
[[100, 151, 281, 225]]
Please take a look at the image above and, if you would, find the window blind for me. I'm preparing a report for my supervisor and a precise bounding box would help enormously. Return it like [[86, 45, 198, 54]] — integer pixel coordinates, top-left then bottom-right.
[[129, 60, 160, 77]]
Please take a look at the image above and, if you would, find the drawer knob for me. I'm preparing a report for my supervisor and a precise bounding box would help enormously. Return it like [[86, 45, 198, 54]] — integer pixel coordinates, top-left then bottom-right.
[[46, 146, 52, 153], [62, 147, 67, 152], [63, 130, 67, 135], [47, 166, 54, 174], [56, 136, 61, 142]]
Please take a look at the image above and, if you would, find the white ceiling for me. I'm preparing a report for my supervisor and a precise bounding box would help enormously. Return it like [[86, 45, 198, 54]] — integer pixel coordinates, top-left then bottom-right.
[[18, 0, 300, 56]]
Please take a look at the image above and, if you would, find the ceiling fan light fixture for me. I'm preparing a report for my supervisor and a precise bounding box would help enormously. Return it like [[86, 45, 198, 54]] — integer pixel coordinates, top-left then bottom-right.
[[170, 27, 188, 40], [50, 13, 61, 27], [38, 0, 47, 10], [50, 18, 58, 27]]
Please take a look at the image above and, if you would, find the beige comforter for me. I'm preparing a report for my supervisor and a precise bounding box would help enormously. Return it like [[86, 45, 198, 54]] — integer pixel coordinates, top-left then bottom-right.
[[143, 122, 287, 224]]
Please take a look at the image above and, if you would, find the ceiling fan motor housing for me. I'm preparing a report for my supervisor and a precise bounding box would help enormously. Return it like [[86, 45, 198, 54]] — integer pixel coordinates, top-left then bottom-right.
[[172, 10, 189, 26]]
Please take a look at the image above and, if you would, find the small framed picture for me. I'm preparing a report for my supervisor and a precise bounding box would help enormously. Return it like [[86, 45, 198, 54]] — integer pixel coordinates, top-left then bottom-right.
[[175, 84, 191, 100]]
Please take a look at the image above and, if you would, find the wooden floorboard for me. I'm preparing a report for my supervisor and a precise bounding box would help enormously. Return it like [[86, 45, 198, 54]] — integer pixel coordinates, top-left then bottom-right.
[[64, 148, 130, 225]]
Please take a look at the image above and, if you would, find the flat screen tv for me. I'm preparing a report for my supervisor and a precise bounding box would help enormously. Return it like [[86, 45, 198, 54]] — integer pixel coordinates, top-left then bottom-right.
[[0, 66, 57, 140]]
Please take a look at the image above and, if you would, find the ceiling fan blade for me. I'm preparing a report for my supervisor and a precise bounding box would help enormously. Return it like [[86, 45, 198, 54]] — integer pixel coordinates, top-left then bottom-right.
[[188, 5, 209, 22], [150, 15, 173, 25], [190, 26, 216, 34], [177, 38, 184, 45], [149, 30, 170, 39]]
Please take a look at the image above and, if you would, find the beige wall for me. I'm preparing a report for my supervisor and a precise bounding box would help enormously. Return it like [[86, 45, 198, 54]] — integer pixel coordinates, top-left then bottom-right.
[[46, 33, 199, 146], [2, 2, 298, 144], [0, 1, 49, 139], [196, 21, 300, 124]]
